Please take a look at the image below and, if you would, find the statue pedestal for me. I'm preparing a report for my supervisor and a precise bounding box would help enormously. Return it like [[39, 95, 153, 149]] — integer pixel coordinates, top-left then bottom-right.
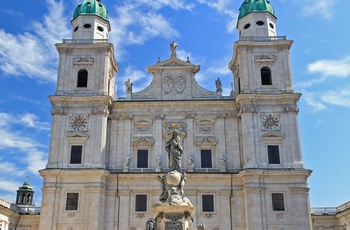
[[152, 203, 195, 230]]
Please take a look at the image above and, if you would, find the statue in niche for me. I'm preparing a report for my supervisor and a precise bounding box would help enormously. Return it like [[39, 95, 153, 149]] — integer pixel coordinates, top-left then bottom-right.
[[170, 40, 178, 54], [215, 78, 222, 92], [187, 156, 194, 169], [125, 78, 133, 93], [165, 129, 183, 172], [123, 156, 130, 168], [219, 155, 226, 168], [155, 156, 162, 172]]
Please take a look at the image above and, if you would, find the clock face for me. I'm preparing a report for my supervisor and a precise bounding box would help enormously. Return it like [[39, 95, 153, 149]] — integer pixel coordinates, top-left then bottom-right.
[[70, 114, 88, 131], [262, 113, 280, 131]]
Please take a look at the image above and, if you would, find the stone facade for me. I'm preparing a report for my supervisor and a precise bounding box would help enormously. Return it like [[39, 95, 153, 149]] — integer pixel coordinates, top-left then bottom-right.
[[0, 0, 324, 229]]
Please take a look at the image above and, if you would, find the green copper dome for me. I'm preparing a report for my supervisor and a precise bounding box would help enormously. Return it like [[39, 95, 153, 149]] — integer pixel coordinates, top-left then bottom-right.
[[238, 0, 275, 19], [18, 181, 33, 191], [73, 0, 109, 21]]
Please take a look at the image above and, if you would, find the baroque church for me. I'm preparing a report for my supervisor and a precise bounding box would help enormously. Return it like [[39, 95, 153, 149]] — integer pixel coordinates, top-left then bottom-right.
[[1, 0, 350, 229]]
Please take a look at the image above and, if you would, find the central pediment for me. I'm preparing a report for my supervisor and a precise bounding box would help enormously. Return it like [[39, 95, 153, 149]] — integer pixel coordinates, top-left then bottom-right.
[[147, 57, 200, 74]]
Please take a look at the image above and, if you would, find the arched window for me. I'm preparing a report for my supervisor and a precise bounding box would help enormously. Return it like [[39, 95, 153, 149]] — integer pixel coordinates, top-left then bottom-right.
[[261, 67, 272, 85], [77, 69, 88, 87]]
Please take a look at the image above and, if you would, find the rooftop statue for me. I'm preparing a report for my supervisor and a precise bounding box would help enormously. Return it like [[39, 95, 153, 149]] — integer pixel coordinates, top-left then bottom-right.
[[170, 40, 178, 56]]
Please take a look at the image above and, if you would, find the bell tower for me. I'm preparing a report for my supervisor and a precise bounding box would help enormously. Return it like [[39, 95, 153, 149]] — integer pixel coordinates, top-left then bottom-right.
[[40, 1, 118, 229], [229, 0, 312, 229]]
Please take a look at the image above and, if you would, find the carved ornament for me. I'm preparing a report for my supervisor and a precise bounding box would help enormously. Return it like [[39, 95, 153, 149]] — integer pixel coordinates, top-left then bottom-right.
[[51, 106, 68, 115], [73, 57, 94, 66], [162, 76, 174, 94], [261, 113, 280, 131], [175, 76, 186, 93], [69, 114, 88, 132]]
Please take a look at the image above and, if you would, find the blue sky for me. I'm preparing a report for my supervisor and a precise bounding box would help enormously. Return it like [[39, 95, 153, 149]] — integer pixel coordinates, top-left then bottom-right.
[[0, 0, 349, 208]]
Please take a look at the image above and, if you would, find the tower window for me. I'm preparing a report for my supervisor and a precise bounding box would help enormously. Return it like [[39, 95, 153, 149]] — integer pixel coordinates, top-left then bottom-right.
[[201, 150, 212, 168], [66, 193, 79, 211], [244, 23, 251, 29], [74, 26, 79, 32], [137, 150, 148, 168], [97, 26, 104, 32], [77, 69, 88, 87], [268, 145, 280, 164], [83, 23, 91, 29], [202, 195, 214, 212], [256, 21, 265, 26], [70, 145, 82, 164], [271, 193, 285, 211], [135, 194, 147, 212], [261, 67, 272, 85], [269, 23, 275, 29]]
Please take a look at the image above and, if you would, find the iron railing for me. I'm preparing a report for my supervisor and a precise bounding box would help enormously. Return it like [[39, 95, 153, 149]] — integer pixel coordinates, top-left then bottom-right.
[[62, 39, 108, 44], [239, 36, 287, 42]]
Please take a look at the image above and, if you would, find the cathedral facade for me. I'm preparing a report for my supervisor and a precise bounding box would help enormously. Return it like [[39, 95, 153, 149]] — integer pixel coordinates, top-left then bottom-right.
[[1, 0, 318, 229]]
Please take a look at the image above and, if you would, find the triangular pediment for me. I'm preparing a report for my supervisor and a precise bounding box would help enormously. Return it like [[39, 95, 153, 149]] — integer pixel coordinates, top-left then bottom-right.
[[261, 131, 284, 140], [67, 132, 89, 142], [147, 58, 200, 73], [195, 136, 218, 146], [132, 137, 155, 146]]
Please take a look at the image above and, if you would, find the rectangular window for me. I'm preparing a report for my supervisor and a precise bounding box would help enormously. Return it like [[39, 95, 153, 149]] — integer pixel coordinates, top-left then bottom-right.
[[66, 193, 79, 211], [201, 150, 212, 168], [135, 194, 147, 212], [272, 193, 285, 211], [70, 145, 82, 164], [202, 195, 214, 212], [268, 145, 280, 164], [137, 150, 148, 168]]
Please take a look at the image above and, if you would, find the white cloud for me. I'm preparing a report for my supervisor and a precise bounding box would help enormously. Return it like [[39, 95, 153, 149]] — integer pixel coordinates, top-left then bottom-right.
[[0, 0, 70, 82], [301, 0, 337, 20], [109, 3, 180, 61], [0, 179, 19, 193], [320, 88, 350, 108], [297, 57, 350, 88], [136, 0, 195, 10], [196, 0, 238, 32], [302, 92, 327, 112], [308, 57, 350, 78]]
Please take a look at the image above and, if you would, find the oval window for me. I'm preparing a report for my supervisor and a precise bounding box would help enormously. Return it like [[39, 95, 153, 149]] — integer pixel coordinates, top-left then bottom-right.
[[97, 26, 104, 32], [256, 21, 265, 26], [269, 23, 275, 29], [83, 24, 92, 29], [244, 23, 251, 29], [74, 26, 79, 32]]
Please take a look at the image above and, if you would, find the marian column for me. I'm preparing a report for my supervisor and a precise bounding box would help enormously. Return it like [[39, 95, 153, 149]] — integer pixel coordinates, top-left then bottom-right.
[[149, 128, 196, 230]]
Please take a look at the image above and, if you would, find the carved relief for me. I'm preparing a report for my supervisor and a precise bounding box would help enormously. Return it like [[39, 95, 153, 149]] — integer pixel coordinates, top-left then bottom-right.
[[196, 118, 215, 135], [134, 118, 153, 136], [261, 113, 280, 131], [69, 114, 88, 132], [73, 57, 94, 66], [195, 137, 218, 146], [51, 106, 67, 115], [132, 137, 155, 146], [92, 106, 109, 116], [175, 76, 186, 93], [162, 76, 174, 94]]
